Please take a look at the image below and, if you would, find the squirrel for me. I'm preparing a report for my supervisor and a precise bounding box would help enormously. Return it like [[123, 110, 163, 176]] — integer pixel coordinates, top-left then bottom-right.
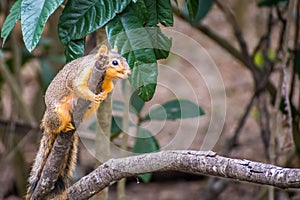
[[26, 44, 131, 200]]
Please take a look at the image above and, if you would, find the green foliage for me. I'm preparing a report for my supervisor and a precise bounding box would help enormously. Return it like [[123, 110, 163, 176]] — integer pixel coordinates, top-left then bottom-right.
[[88, 116, 123, 140], [58, 0, 131, 44], [2, 0, 173, 100], [137, 173, 152, 183], [130, 90, 145, 115], [64, 39, 85, 63], [147, 27, 172, 60], [142, 0, 173, 27], [184, 0, 214, 25], [2, 0, 205, 185], [1, 0, 22, 45], [21, 0, 64, 51], [143, 99, 205, 121], [58, 0, 131, 60], [106, 13, 158, 101], [106, 3, 172, 100], [111, 96, 205, 182], [253, 49, 276, 68], [133, 126, 160, 154], [110, 116, 123, 140], [132, 126, 159, 183]]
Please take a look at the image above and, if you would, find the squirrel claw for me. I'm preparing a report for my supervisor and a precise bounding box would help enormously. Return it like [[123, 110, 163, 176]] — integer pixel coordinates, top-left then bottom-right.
[[94, 92, 107, 103]]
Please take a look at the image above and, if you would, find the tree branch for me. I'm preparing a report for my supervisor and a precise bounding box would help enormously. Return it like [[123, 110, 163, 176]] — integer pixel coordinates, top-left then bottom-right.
[[30, 54, 107, 199], [215, 0, 258, 77], [67, 150, 300, 200], [172, 7, 247, 68], [0, 56, 36, 123]]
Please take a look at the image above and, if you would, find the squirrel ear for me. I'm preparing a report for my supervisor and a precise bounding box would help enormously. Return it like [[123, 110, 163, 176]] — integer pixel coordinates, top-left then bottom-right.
[[98, 45, 108, 55]]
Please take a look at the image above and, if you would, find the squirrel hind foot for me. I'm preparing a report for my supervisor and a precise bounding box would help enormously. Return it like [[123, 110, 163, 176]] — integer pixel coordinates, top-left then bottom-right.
[[25, 178, 38, 200], [63, 121, 76, 133], [53, 175, 67, 194]]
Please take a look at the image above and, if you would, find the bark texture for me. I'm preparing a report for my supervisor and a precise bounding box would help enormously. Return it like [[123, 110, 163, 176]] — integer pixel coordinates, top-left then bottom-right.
[[67, 150, 300, 200]]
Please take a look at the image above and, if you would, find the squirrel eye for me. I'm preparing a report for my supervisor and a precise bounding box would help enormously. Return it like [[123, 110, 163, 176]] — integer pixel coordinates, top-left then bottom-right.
[[112, 60, 119, 66]]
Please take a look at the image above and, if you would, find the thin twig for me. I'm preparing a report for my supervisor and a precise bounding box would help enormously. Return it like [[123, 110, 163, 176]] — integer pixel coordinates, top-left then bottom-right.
[[271, 0, 295, 162], [289, 0, 300, 100], [172, 7, 247, 68], [215, 0, 258, 76], [281, 0, 296, 150], [296, 0, 300, 114], [225, 92, 257, 155], [0, 56, 35, 123], [0, 116, 38, 131], [257, 93, 272, 161]]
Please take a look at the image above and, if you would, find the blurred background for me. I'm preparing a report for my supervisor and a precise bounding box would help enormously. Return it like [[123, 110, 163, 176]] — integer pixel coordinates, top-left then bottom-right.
[[1, 0, 300, 199]]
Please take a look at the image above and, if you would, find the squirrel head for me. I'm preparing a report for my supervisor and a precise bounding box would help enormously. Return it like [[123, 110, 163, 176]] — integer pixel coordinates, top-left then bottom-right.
[[96, 44, 131, 79], [94, 44, 131, 79], [106, 53, 131, 79]]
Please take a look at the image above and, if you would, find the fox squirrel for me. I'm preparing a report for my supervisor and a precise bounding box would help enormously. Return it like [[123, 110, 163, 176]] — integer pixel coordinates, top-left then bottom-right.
[[26, 44, 130, 199]]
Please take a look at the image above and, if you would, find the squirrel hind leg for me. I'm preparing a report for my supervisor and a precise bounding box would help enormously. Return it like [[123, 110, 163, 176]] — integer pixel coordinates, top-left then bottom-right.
[[53, 175, 67, 196], [42, 105, 75, 134]]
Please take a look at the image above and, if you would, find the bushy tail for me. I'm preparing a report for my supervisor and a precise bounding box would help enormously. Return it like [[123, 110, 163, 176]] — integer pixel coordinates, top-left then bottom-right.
[[26, 131, 78, 200]]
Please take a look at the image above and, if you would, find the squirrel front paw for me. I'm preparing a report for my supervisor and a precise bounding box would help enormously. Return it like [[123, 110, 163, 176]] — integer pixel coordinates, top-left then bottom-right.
[[94, 92, 107, 103]]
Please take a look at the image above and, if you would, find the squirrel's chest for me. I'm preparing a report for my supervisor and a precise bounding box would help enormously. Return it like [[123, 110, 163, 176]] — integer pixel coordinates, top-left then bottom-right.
[[101, 78, 114, 93]]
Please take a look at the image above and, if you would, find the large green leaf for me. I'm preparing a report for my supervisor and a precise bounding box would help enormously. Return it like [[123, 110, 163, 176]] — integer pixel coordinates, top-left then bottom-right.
[[58, 0, 131, 45], [20, 0, 64, 52], [65, 39, 85, 62], [131, 1, 172, 59], [146, 27, 172, 60], [143, 99, 205, 121], [1, 0, 22, 46], [185, 0, 214, 25], [144, 0, 173, 27], [138, 173, 152, 183], [133, 126, 158, 183], [133, 126, 159, 183], [106, 7, 158, 101], [88, 116, 123, 140], [130, 90, 145, 115], [133, 127, 160, 154], [110, 116, 123, 140], [106, 1, 173, 100], [131, 0, 148, 24]]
